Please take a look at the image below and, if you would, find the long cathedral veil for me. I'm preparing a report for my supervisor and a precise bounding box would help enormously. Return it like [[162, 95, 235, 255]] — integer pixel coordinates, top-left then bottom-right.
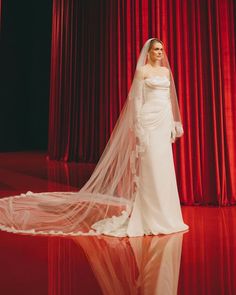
[[0, 38, 183, 236]]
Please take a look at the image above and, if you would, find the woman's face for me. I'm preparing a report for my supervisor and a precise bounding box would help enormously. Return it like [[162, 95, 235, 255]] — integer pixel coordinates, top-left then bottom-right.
[[149, 42, 163, 62]]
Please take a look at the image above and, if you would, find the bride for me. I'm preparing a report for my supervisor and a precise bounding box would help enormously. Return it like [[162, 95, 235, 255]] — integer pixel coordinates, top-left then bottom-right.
[[0, 38, 189, 237]]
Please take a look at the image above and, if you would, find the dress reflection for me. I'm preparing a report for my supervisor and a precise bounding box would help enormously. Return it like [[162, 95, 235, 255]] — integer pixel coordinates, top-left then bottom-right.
[[48, 231, 187, 295]]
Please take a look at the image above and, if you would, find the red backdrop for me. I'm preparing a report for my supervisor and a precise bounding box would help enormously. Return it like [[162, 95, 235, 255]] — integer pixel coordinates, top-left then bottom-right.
[[48, 0, 236, 206]]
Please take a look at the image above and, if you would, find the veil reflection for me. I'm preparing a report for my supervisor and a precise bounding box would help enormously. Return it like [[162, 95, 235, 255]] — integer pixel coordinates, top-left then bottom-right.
[[48, 232, 187, 295]]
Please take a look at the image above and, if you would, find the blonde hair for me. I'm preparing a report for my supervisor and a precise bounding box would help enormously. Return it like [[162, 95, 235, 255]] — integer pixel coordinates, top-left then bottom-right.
[[148, 38, 164, 51]]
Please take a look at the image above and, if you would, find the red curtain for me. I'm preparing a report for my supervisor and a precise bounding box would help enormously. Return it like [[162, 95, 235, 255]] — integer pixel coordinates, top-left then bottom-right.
[[48, 0, 236, 206]]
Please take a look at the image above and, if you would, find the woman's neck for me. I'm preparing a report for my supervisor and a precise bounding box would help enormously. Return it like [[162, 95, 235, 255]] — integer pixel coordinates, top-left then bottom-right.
[[148, 61, 161, 68]]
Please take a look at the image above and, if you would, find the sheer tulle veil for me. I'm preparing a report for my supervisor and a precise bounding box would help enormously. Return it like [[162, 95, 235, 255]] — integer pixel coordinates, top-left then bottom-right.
[[0, 38, 183, 236]]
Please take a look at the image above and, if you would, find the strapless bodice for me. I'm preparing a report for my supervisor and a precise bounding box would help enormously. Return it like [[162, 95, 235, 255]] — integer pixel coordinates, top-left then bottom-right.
[[144, 76, 170, 102]]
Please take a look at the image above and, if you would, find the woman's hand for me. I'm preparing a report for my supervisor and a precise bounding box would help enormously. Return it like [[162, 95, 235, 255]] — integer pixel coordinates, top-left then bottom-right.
[[171, 122, 184, 143]]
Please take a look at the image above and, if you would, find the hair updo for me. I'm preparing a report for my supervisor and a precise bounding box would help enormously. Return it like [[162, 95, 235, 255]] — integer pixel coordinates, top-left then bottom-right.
[[148, 38, 164, 51]]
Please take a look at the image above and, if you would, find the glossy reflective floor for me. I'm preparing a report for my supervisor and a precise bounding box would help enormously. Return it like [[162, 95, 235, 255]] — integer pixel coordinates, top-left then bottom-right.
[[0, 152, 235, 295]]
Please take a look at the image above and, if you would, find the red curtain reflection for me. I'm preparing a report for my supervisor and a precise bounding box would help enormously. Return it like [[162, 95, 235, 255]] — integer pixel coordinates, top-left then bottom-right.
[[47, 208, 236, 295], [48, 0, 236, 205], [48, 233, 185, 295]]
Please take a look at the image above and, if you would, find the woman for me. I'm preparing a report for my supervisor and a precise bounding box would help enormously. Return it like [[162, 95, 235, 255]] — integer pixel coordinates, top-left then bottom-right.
[[0, 38, 189, 237]]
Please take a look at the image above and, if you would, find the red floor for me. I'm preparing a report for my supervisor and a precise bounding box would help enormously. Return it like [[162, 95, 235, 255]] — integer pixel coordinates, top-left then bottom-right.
[[0, 152, 235, 295]]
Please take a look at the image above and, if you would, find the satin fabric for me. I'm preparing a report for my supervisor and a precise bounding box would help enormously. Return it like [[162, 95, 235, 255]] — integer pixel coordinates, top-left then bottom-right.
[[92, 76, 189, 237]]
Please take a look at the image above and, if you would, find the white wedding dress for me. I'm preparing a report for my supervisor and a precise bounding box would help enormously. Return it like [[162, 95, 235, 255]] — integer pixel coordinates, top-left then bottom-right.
[[91, 75, 189, 237], [0, 38, 189, 238]]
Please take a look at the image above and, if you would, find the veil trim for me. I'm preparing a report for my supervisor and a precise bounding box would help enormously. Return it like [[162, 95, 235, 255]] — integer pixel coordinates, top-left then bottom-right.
[[0, 38, 184, 237]]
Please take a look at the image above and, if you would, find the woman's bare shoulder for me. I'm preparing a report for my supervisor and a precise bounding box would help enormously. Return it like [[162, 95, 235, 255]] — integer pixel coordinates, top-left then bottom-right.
[[137, 65, 148, 72], [135, 66, 147, 79], [161, 66, 170, 74]]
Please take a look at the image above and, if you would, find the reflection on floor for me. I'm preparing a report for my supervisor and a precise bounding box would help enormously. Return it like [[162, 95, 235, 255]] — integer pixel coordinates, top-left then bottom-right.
[[0, 152, 235, 295]]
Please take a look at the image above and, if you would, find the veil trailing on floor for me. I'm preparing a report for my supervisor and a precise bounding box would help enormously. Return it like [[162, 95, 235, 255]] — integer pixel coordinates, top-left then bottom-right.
[[0, 38, 183, 236]]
